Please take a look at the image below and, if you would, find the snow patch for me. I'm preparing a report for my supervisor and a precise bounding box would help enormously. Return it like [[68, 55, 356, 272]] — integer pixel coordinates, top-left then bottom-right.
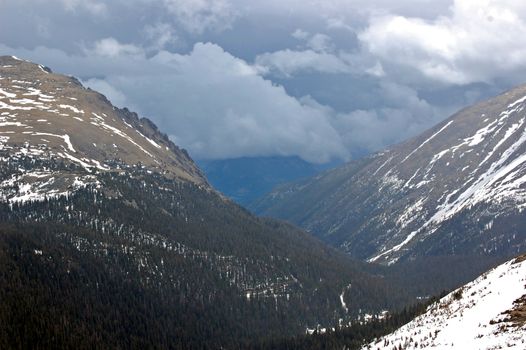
[[340, 283, 352, 313], [364, 257, 526, 350], [401, 120, 454, 163], [59, 104, 84, 114]]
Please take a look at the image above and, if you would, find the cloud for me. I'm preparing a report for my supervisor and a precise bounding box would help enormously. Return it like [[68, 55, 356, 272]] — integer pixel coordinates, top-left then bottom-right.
[[143, 23, 180, 50], [255, 49, 352, 76], [0, 41, 348, 163], [0, 0, 522, 164], [254, 41, 387, 79], [91, 38, 144, 58], [330, 81, 451, 153], [160, 0, 238, 34], [60, 0, 108, 16], [306, 34, 334, 52], [290, 30, 335, 53], [82, 78, 129, 109], [255, 31, 356, 77], [142, 43, 349, 162], [240, 0, 453, 26], [326, 18, 354, 32], [291, 29, 310, 40], [359, 0, 526, 85]]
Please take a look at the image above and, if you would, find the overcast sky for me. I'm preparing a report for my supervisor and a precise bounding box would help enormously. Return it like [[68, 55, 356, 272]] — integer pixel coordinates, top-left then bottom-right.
[[2, 0, 526, 163]]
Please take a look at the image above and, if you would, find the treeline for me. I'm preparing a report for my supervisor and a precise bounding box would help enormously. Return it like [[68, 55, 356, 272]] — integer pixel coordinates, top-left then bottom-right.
[[246, 293, 446, 350]]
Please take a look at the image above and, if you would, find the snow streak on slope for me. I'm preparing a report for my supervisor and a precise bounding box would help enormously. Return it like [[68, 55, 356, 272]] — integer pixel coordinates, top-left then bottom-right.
[[429, 98, 526, 226], [340, 283, 352, 313], [368, 230, 419, 264], [370, 94, 526, 264], [401, 120, 454, 163], [364, 256, 526, 350]]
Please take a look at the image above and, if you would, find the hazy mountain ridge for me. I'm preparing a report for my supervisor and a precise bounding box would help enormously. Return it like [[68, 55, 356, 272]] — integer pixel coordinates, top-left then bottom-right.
[[252, 84, 526, 265]]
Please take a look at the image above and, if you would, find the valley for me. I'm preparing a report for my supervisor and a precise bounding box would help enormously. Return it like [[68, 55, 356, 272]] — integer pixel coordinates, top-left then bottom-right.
[[1, 55, 525, 349], [0, 56, 414, 348]]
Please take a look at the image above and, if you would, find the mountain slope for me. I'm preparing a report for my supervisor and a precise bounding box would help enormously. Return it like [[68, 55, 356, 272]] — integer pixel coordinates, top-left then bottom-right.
[[363, 254, 526, 350], [252, 84, 526, 265], [0, 55, 206, 191], [0, 56, 412, 347]]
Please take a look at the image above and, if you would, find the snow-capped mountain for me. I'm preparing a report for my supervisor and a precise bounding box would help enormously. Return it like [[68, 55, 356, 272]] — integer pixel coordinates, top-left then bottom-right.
[[364, 254, 526, 349], [252, 84, 526, 265], [0, 55, 207, 204]]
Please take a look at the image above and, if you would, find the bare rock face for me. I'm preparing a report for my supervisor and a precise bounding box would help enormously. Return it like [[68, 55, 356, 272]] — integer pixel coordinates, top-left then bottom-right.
[[0, 55, 207, 203], [252, 83, 526, 265]]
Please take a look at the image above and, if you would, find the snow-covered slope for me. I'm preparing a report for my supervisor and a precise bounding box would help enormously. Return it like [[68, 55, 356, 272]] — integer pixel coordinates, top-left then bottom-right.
[[253, 84, 526, 265], [364, 255, 526, 349], [0, 55, 207, 204]]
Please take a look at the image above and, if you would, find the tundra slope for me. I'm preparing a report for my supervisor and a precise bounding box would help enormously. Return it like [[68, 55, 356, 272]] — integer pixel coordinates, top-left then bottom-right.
[[0, 55, 206, 201], [364, 254, 526, 350], [253, 84, 526, 266]]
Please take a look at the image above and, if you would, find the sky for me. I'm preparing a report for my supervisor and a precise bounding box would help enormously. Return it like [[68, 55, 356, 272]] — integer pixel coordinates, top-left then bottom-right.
[[1, 0, 526, 163]]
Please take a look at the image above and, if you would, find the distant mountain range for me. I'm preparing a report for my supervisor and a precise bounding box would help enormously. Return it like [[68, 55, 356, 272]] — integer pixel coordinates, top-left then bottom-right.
[[252, 84, 526, 269], [198, 156, 337, 206]]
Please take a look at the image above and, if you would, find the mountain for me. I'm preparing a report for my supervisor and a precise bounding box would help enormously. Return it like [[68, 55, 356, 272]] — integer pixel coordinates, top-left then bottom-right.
[[0, 56, 206, 192], [0, 56, 413, 348], [363, 254, 526, 350], [198, 156, 336, 206], [252, 84, 526, 268]]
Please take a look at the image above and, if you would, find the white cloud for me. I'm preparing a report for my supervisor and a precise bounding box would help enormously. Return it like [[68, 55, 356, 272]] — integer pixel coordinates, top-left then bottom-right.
[[144, 43, 349, 162], [240, 0, 453, 25], [334, 82, 451, 152], [254, 43, 390, 79], [143, 23, 179, 50], [307, 33, 333, 52], [82, 78, 129, 109], [291, 29, 310, 40], [256, 31, 362, 77], [365, 61, 385, 77], [336, 109, 424, 152], [255, 49, 352, 76], [91, 38, 144, 58], [359, 0, 526, 84], [326, 17, 354, 32]]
